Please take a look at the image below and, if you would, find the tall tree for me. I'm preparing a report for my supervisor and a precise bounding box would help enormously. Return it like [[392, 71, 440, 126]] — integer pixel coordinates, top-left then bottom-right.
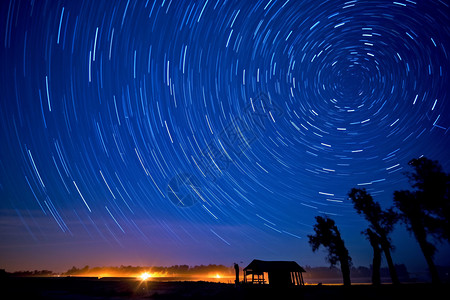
[[348, 188, 400, 285], [406, 157, 450, 242], [393, 157, 450, 284], [365, 228, 382, 286], [308, 216, 352, 286], [394, 190, 440, 284]]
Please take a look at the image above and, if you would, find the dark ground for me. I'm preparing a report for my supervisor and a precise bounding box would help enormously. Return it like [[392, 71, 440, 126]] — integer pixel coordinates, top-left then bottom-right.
[[1, 277, 448, 300]]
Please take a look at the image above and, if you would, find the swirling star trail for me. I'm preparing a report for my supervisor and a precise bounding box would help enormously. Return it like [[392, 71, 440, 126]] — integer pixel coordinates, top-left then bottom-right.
[[1, 0, 449, 272]]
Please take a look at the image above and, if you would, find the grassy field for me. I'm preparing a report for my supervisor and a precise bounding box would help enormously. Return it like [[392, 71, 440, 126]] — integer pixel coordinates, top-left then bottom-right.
[[2, 277, 448, 300]]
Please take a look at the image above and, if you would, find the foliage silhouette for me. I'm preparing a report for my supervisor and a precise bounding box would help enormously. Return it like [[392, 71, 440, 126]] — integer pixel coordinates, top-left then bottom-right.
[[348, 188, 400, 285], [405, 157, 450, 242], [62, 264, 233, 277], [393, 157, 450, 284], [308, 215, 352, 286]]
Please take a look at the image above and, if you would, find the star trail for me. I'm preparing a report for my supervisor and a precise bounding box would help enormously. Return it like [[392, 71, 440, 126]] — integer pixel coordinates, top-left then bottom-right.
[[1, 0, 449, 272]]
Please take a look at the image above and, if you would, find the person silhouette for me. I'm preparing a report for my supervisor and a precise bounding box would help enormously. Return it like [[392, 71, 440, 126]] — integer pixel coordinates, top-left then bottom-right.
[[234, 263, 239, 286]]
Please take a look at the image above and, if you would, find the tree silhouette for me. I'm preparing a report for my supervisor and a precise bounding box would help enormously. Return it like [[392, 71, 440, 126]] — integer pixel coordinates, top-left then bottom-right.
[[393, 157, 450, 284], [364, 228, 382, 286], [348, 188, 400, 285], [406, 157, 450, 242], [308, 216, 352, 286], [394, 190, 440, 284]]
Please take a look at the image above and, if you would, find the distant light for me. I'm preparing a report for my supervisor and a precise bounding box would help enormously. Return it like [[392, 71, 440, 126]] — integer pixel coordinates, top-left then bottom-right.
[[140, 272, 151, 281], [215, 274, 221, 278]]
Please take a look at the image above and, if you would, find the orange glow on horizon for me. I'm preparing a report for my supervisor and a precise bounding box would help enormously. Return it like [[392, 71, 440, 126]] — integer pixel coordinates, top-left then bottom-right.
[[64, 271, 235, 282], [139, 272, 152, 281]]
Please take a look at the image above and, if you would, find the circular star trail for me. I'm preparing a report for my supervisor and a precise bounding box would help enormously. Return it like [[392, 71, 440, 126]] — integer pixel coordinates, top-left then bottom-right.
[[1, 0, 449, 268]]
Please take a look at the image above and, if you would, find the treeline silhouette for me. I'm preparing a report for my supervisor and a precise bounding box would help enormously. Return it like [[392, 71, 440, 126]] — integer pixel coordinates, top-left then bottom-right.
[[0, 269, 55, 277], [308, 157, 449, 285], [302, 265, 410, 281], [0, 265, 233, 278], [1, 264, 412, 281], [63, 264, 233, 277]]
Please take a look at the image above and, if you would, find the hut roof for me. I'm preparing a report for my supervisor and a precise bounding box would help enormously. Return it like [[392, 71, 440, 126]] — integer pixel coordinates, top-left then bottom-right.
[[243, 259, 306, 273]]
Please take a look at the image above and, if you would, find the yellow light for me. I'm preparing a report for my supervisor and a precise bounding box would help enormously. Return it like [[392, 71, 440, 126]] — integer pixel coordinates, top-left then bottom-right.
[[215, 274, 221, 279], [139, 272, 151, 281], [98, 273, 109, 279]]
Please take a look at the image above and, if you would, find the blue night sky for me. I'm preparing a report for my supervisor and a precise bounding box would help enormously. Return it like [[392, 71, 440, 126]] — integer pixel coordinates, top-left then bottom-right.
[[1, 0, 449, 274]]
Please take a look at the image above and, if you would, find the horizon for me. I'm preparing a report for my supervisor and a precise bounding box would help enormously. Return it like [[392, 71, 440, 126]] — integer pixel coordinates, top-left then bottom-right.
[[1, 0, 449, 283], [1, 261, 417, 273], [3, 262, 420, 284]]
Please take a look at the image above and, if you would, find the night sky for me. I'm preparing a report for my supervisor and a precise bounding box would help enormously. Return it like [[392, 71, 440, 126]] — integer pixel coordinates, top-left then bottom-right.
[[1, 0, 449, 274]]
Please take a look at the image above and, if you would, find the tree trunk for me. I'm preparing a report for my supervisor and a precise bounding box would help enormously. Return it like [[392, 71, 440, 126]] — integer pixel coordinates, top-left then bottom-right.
[[371, 247, 382, 286], [340, 258, 351, 286], [381, 244, 400, 285], [415, 231, 440, 284], [367, 229, 382, 286], [422, 248, 440, 284]]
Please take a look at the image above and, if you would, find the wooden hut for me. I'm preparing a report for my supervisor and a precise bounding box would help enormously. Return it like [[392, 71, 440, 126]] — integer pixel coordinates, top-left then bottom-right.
[[243, 259, 305, 286]]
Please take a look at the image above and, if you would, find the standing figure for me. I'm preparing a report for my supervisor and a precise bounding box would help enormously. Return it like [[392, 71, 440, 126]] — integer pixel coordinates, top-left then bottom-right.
[[234, 263, 239, 286]]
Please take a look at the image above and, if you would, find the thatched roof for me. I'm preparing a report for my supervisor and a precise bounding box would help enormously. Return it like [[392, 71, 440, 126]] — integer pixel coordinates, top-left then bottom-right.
[[243, 259, 306, 273]]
